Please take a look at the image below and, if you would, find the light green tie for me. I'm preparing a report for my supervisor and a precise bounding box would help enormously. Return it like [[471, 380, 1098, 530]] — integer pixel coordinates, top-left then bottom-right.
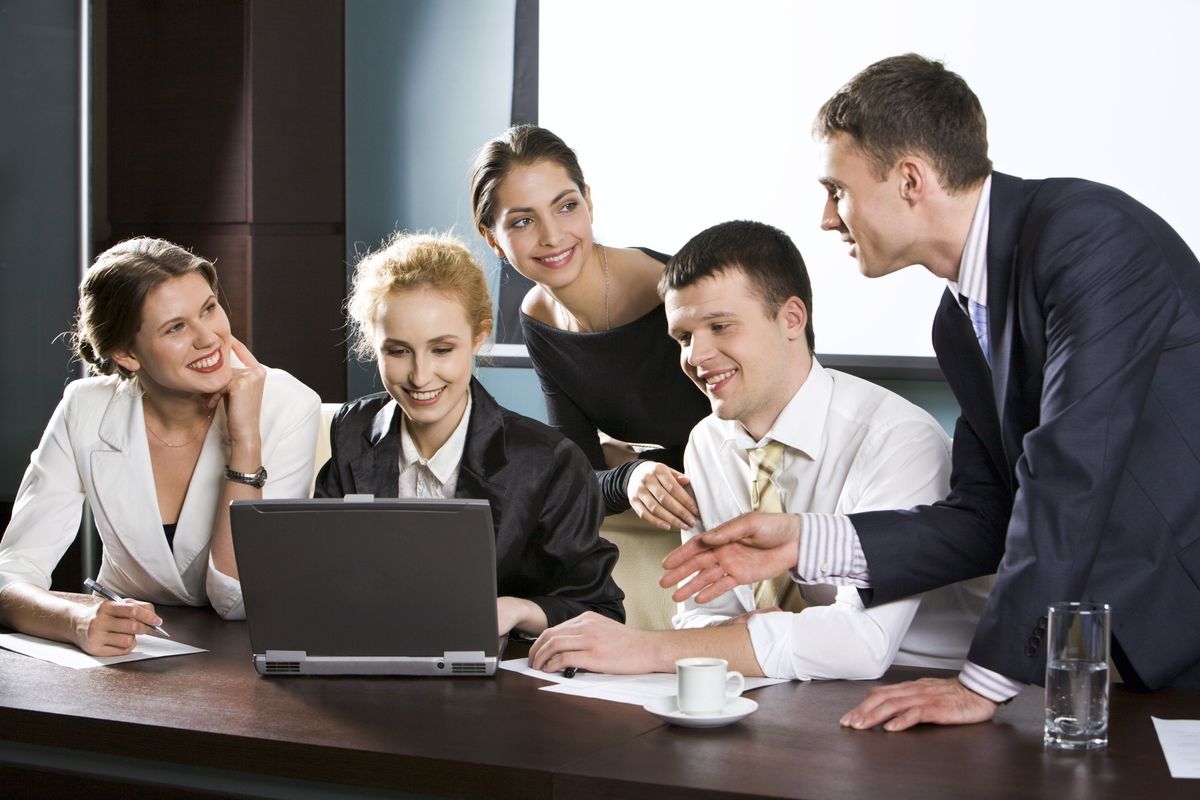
[[749, 441, 806, 613]]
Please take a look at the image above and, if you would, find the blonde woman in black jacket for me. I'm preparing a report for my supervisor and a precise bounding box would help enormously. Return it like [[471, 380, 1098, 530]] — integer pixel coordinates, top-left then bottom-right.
[[314, 232, 624, 635]]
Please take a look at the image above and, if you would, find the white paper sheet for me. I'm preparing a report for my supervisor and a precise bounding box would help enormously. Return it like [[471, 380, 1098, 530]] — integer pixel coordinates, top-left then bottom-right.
[[500, 658, 787, 706], [1153, 717, 1200, 779], [0, 632, 206, 669]]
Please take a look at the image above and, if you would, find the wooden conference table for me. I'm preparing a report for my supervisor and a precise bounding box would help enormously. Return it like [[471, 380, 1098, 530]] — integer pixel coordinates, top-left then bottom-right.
[[0, 607, 1195, 799]]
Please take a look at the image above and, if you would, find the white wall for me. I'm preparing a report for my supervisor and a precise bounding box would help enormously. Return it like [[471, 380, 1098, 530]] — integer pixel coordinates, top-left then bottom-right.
[[540, 0, 1200, 359]]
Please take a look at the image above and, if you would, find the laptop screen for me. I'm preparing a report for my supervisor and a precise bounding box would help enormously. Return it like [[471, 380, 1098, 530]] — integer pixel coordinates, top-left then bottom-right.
[[231, 498, 500, 671]]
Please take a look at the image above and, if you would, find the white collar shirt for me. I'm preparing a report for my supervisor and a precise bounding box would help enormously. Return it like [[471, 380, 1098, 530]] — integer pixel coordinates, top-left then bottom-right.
[[948, 173, 992, 309], [675, 360, 991, 679], [397, 392, 471, 499]]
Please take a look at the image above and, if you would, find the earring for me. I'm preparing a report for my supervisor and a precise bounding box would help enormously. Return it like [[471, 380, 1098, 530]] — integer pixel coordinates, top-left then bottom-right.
[[499, 254, 511, 269]]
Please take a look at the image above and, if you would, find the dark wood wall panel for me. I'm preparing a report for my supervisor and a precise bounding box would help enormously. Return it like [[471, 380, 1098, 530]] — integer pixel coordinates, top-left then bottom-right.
[[103, 0, 346, 401], [248, 0, 345, 225], [106, 0, 247, 224], [250, 232, 347, 394]]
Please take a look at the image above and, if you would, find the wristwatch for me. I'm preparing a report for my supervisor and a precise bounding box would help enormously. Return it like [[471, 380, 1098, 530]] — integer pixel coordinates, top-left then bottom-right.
[[224, 465, 268, 488]]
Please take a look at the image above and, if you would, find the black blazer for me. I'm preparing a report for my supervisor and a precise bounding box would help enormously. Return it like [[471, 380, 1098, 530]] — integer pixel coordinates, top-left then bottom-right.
[[851, 172, 1200, 688], [314, 378, 625, 627]]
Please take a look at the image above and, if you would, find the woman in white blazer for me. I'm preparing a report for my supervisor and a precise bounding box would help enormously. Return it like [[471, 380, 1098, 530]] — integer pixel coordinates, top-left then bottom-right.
[[0, 238, 320, 655]]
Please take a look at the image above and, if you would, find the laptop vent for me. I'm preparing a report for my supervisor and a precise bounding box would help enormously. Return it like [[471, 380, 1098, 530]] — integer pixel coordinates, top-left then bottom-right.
[[451, 662, 487, 675], [265, 661, 301, 674]]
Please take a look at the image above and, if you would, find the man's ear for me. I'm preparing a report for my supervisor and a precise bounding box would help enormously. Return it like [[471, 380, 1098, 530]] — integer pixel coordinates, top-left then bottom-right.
[[779, 296, 808, 342], [896, 156, 934, 206], [110, 348, 140, 375]]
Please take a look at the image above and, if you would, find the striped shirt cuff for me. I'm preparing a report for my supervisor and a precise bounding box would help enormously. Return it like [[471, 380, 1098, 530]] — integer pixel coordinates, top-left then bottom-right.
[[958, 660, 1025, 703], [792, 513, 870, 587]]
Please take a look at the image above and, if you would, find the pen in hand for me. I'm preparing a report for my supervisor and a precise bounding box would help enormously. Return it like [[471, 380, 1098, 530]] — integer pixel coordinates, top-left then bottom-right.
[[83, 578, 170, 638]]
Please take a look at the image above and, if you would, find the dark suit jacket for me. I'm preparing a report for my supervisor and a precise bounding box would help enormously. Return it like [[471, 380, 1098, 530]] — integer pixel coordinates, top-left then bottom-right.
[[851, 172, 1200, 688], [314, 378, 625, 628]]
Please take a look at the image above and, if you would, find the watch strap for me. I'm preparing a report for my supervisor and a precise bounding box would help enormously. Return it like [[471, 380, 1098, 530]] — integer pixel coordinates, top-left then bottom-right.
[[224, 465, 268, 488]]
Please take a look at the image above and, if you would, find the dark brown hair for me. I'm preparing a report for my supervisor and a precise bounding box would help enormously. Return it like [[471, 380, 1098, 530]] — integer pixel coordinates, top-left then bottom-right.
[[470, 124, 587, 235], [814, 53, 992, 193], [660, 220, 815, 352], [73, 238, 218, 377]]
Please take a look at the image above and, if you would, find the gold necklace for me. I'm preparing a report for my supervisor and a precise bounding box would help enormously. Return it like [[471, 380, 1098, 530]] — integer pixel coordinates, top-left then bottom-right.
[[145, 412, 213, 448], [600, 243, 612, 331]]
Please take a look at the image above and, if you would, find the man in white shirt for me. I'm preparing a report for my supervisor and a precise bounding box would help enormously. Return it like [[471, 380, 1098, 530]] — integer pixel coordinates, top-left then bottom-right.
[[528, 220, 990, 679]]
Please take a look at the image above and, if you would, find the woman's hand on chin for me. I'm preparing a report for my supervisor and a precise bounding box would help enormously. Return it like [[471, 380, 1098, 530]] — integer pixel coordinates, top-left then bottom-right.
[[204, 337, 266, 452]]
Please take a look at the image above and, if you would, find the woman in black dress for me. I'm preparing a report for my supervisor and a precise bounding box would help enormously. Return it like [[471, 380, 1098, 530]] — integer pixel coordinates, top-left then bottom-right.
[[471, 125, 709, 530]]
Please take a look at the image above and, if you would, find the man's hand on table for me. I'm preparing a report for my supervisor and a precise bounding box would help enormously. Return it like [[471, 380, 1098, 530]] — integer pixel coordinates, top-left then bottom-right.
[[840, 677, 998, 731], [529, 611, 665, 675]]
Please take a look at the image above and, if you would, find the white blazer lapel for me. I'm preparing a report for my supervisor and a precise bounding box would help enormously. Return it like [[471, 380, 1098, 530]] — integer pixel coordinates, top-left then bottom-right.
[[88, 384, 188, 598], [171, 405, 227, 587]]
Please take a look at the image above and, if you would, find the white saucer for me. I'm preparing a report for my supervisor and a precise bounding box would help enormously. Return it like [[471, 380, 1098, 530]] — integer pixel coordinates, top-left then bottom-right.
[[643, 695, 758, 728]]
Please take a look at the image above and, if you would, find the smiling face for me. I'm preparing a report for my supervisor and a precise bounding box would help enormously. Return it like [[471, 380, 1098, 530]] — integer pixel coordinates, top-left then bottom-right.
[[111, 271, 233, 397], [374, 287, 486, 454], [483, 159, 594, 291], [817, 132, 918, 279], [665, 269, 809, 441]]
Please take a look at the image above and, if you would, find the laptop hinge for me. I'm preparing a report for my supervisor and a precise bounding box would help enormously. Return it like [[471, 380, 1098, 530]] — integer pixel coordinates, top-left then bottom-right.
[[344, 494, 375, 502]]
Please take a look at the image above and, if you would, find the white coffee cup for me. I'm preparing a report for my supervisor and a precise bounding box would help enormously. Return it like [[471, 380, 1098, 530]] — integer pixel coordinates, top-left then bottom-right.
[[675, 657, 745, 714]]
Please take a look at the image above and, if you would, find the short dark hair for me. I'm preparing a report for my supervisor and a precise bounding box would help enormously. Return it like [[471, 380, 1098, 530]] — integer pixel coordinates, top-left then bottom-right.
[[470, 124, 587, 236], [660, 220, 815, 352], [814, 53, 991, 193]]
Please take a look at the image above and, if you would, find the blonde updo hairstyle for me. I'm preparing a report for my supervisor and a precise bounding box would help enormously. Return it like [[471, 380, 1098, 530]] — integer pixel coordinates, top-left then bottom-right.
[[73, 237, 219, 378], [347, 231, 493, 362]]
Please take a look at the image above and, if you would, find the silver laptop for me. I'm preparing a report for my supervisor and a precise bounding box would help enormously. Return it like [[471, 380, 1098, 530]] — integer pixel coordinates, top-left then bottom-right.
[[230, 497, 502, 676]]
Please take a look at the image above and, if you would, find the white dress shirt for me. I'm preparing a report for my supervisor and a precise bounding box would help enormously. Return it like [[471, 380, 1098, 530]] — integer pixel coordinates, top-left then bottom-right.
[[397, 392, 471, 499], [948, 174, 992, 313], [674, 360, 992, 680]]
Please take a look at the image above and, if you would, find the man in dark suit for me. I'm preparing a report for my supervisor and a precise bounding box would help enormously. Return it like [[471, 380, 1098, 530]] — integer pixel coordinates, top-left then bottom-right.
[[662, 53, 1200, 730]]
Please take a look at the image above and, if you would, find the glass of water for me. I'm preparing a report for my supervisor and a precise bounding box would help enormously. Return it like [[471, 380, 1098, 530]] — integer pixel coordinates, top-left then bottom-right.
[[1044, 601, 1111, 750]]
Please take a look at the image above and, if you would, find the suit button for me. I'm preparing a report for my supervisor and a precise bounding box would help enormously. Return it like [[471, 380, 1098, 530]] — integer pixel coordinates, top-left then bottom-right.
[[1037, 616, 1048, 631], [1029, 635, 1041, 648], [1024, 646, 1037, 657]]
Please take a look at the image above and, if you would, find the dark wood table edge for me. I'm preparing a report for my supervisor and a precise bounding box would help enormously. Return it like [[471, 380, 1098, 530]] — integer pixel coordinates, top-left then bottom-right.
[[0, 706, 556, 799]]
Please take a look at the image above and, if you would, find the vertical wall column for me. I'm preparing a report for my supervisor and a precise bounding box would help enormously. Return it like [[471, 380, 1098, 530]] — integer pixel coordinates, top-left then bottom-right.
[[0, 1, 82, 581]]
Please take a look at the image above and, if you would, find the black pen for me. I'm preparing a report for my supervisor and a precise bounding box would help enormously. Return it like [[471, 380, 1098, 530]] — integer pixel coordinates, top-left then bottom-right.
[[562, 667, 586, 678], [83, 578, 170, 638]]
